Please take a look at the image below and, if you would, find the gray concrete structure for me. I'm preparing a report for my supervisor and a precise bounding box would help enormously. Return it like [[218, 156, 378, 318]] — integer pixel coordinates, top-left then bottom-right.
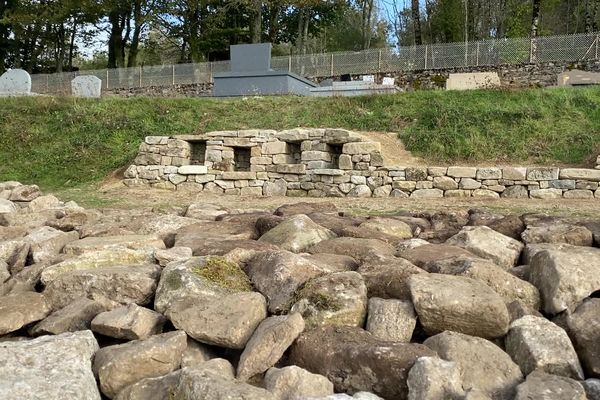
[[213, 43, 317, 97], [310, 81, 398, 97]]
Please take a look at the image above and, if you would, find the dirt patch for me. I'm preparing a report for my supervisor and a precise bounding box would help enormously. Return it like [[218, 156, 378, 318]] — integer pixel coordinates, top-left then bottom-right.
[[61, 185, 600, 219], [356, 131, 426, 166]]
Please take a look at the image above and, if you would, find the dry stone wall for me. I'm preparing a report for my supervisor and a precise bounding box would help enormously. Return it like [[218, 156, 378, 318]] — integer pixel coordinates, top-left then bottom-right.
[[124, 129, 600, 199]]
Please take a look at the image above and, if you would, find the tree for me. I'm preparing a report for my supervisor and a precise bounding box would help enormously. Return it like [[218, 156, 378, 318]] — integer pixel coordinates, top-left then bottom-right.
[[411, 0, 422, 45]]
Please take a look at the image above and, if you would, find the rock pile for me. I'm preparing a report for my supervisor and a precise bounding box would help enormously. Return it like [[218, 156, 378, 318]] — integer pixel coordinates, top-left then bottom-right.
[[1, 180, 600, 399]]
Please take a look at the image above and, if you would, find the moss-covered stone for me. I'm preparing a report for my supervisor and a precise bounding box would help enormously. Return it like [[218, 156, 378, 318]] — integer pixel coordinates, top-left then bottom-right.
[[192, 256, 253, 292]]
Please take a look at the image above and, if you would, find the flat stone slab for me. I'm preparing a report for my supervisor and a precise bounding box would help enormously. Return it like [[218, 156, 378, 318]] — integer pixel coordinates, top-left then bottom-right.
[[558, 70, 600, 86], [446, 72, 501, 90]]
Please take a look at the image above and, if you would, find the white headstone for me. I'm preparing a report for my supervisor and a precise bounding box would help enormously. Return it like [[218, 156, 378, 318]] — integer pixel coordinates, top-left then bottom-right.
[[382, 77, 395, 86], [362, 75, 375, 83], [71, 76, 102, 98], [0, 69, 32, 95]]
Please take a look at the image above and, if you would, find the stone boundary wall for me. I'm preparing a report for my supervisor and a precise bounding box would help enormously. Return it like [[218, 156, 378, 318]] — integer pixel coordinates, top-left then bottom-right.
[[104, 61, 600, 97], [124, 129, 600, 199]]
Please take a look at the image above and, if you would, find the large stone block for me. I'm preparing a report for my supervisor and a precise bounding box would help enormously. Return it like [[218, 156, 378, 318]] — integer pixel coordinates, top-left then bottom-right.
[[448, 167, 477, 178], [178, 165, 208, 175], [559, 168, 600, 181], [262, 142, 289, 155], [342, 142, 381, 155], [527, 167, 559, 181]]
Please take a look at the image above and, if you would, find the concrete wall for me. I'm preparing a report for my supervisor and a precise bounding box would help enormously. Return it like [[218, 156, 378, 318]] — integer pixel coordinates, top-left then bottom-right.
[[124, 129, 600, 199]]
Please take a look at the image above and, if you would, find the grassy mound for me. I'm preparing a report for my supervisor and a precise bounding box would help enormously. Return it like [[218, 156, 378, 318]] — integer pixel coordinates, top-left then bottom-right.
[[1, 87, 599, 190]]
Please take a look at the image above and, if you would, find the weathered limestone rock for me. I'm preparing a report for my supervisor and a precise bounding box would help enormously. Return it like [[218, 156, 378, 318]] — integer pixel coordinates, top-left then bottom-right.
[[129, 214, 199, 245], [366, 298, 416, 342], [0, 198, 17, 213], [529, 246, 600, 314], [26, 194, 61, 212], [0, 239, 29, 274], [154, 246, 193, 267], [166, 291, 267, 349], [9, 184, 40, 202], [358, 217, 413, 240], [25, 226, 79, 264], [357, 256, 425, 300], [347, 184, 372, 197], [501, 185, 528, 198], [93, 331, 187, 399], [43, 264, 161, 310], [530, 188, 563, 199], [275, 202, 338, 216], [506, 315, 583, 379], [172, 366, 276, 400], [246, 251, 325, 313], [521, 224, 594, 246], [64, 235, 165, 255], [258, 214, 336, 253], [91, 303, 166, 340], [514, 370, 586, 400], [304, 253, 359, 272], [184, 203, 228, 220], [411, 189, 444, 198], [290, 326, 436, 399], [309, 237, 396, 262], [409, 273, 510, 339], [400, 244, 477, 267], [422, 257, 541, 310], [114, 370, 181, 400], [265, 366, 335, 400], [153, 256, 252, 313], [0, 330, 100, 400], [584, 379, 600, 400], [263, 179, 288, 196], [433, 176, 459, 190], [407, 357, 465, 400], [40, 248, 152, 285], [290, 271, 368, 328], [30, 296, 110, 336], [567, 298, 600, 377], [0, 292, 51, 334], [237, 313, 305, 380], [424, 331, 523, 400], [446, 226, 523, 269]]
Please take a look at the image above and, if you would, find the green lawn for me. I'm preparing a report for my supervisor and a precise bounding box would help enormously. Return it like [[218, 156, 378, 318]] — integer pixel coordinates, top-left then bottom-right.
[[1, 87, 599, 190]]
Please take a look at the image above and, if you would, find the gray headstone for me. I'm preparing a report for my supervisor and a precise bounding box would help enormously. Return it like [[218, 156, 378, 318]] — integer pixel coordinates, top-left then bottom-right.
[[230, 43, 272, 72], [0, 69, 32, 95], [71, 76, 102, 98]]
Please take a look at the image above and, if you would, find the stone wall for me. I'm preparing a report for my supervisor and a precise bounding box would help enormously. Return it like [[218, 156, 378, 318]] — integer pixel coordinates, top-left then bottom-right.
[[124, 129, 600, 199], [105, 61, 600, 97]]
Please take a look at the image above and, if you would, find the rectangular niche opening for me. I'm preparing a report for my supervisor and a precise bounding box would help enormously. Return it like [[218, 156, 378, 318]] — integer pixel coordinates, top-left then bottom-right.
[[288, 143, 302, 163], [329, 144, 343, 168], [233, 147, 251, 171], [189, 141, 206, 165]]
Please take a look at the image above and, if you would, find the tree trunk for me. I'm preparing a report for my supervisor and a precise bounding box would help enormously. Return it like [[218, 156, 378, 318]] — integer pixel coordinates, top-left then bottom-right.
[[267, 2, 280, 43], [127, 0, 143, 67], [108, 10, 124, 68], [531, 0, 541, 38], [68, 22, 77, 71], [250, 0, 262, 43], [297, 7, 305, 54], [411, 0, 422, 45]]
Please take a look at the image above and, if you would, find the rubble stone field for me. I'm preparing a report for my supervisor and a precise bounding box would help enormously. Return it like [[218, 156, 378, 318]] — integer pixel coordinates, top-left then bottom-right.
[[1, 180, 600, 400]]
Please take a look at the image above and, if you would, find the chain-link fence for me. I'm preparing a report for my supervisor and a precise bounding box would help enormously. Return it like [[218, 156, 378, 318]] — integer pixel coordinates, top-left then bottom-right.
[[31, 32, 600, 95]]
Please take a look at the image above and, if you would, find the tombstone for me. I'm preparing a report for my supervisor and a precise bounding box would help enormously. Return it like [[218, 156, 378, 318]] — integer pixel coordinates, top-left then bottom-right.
[[71, 76, 102, 98], [0, 69, 32, 96], [213, 43, 317, 96], [446, 72, 501, 91], [382, 77, 395, 86], [362, 75, 375, 83], [557, 70, 600, 87]]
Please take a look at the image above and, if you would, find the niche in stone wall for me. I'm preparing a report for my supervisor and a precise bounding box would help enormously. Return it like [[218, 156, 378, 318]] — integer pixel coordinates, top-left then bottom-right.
[[233, 147, 251, 171], [189, 141, 207, 165], [329, 144, 343, 168], [288, 143, 302, 163]]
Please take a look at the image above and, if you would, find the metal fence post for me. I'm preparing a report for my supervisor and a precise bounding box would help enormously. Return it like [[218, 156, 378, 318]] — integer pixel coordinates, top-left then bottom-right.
[[46, 74, 49, 93], [378, 49, 382, 73], [172, 65, 176, 85], [529, 38, 535, 63], [209, 62, 213, 83], [139, 66, 142, 87], [288, 55, 292, 72], [330, 53, 334, 76], [424, 45, 428, 69], [476, 42, 480, 66], [596, 35, 599, 59], [106, 70, 109, 89]]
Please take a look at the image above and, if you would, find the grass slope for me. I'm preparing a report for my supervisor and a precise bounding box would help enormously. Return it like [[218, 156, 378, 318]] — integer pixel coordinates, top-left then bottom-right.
[[1, 87, 599, 190]]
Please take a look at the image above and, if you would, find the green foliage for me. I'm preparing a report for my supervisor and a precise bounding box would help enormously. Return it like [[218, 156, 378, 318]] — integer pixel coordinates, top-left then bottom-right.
[[192, 256, 253, 292], [1, 87, 599, 190]]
